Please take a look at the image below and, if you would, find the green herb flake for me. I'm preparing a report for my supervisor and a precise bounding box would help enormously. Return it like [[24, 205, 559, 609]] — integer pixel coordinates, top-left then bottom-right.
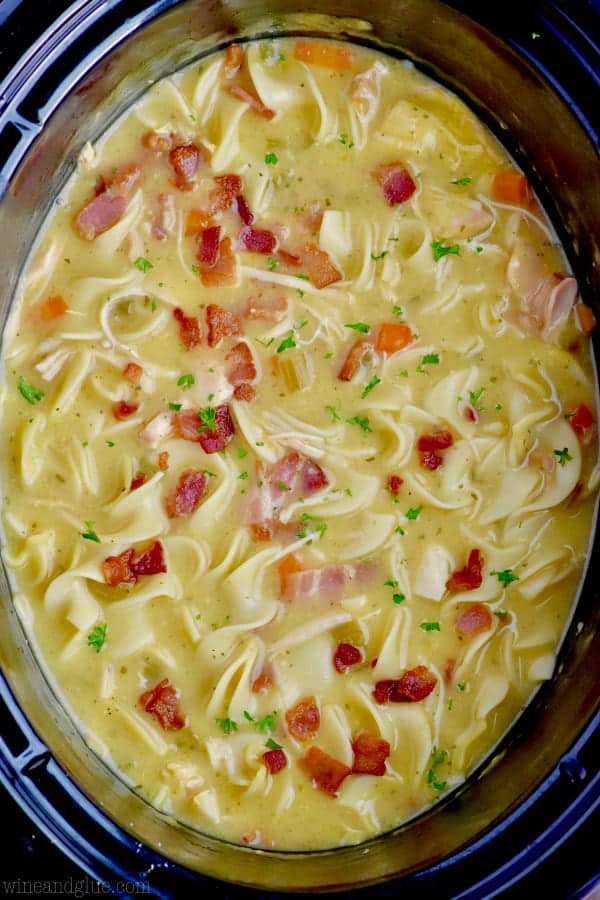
[[457, 682, 466, 692], [447, 699, 453, 711], [237, 447, 248, 459], [451, 176, 472, 185], [361, 375, 381, 399], [395, 526, 406, 536], [80, 521, 100, 543], [420, 621, 441, 632], [392, 593, 405, 604], [105, 440, 115, 448], [243, 710, 254, 722], [405, 505, 423, 520], [370, 251, 389, 261], [87, 623, 107, 653], [169, 402, 182, 411], [325, 405, 341, 423], [416, 352, 440, 373], [191, 264, 199, 273], [392, 305, 404, 318], [254, 711, 277, 733], [300, 512, 327, 538], [432, 241, 460, 262], [494, 610, 509, 619], [553, 447, 573, 467], [276, 332, 296, 353], [345, 322, 370, 333], [18, 376, 44, 405], [238, 471, 249, 480], [346, 415, 372, 433], [296, 289, 305, 298], [469, 386, 485, 409], [177, 373, 195, 390], [265, 737, 283, 750], [491, 568, 520, 585], [267, 256, 278, 271], [151, 297, 158, 312], [339, 133, 354, 148], [264, 151, 278, 165], [476, 246, 483, 253], [426, 747, 448, 791], [384, 579, 398, 587], [203, 469, 217, 478], [215, 717, 238, 735], [255, 336, 275, 348], [495, 402, 503, 412], [134, 256, 154, 274], [199, 407, 216, 432]]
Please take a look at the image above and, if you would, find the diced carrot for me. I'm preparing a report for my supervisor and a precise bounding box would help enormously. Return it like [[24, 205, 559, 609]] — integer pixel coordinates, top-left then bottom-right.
[[375, 322, 413, 354], [185, 208, 213, 236], [278, 553, 303, 595], [294, 40, 354, 70], [576, 303, 597, 335], [224, 44, 245, 78], [492, 170, 532, 206], [39, 294, 68, 321]]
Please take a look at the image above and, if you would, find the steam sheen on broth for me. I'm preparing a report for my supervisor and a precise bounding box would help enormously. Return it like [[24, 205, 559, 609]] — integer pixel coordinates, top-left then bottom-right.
[[1, 38, 598, 850]]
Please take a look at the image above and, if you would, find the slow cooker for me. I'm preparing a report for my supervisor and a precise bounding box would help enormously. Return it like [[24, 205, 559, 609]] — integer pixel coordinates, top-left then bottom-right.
[[0, 0, 598, 896]]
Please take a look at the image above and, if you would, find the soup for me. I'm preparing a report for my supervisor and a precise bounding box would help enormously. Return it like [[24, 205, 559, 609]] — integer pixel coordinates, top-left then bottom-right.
[[0, 38, 597, 851]]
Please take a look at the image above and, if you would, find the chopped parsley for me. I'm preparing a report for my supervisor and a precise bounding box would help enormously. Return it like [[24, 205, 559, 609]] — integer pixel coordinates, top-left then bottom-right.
[[370, 251, 389, 261], [451, 176, 472, 185], [177, 373, 195, 390], [18, 376, 44, 405], [361, 375, 381, 399], [395, 526, 406, 536], [432, 241, 460, 262], [296, 289, 305, 298], [255, 336, 275, 348], [215, 717, 238, 734], [238, 471, 249, 480], [150, 297, 158, 311], [457, 682, 466, 692], [339, 133, 354, 148], [426, 747, 448, 791], [264, 151, 278, 165], [134, 256, 154, 273], [469, 387, 485, 409], [345, 322, 370, 333], [416, 352, 440, 373], [276, 332, 296, 353], [494, 610, 509, 619], [392, 593, 405, 604], [384, 579, 398, 587], [392, 305, 404, 318], [105, 440, 115, 448], [491, 568, 520, 585], [297, 513, 327, 539], [325, 405, 341, 423], [169, 402, 182, 411], [254, 711, 278, 733], [237, 447, 248, 459], [554, 447, 573, 467], [80, 521, 100, 543], [346, 415, 372, 433], [495, 402, 503, 412], [203, 469, 217, 478], [199, 407, 216, 432], [87, 623, 107, 653], [420, 621, 441, 632], [405, 505, 422, 520], [265, 737, 283, 750], [267, 256, 278, 271]]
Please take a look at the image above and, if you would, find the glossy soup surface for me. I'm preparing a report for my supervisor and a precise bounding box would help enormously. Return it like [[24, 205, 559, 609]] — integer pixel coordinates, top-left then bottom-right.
[[1, 39, 598, 850]]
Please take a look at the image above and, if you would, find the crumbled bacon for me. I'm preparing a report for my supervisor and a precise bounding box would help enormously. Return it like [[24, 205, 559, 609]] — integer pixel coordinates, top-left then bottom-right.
[[568, 403, 595, 444], [142, 131, 171, 154], [169, 143, 204, 190], [165, 469, 208, 518], [443, 657, 456, 685], [420, 451, 444, 471], [300, 746, 351, 797], [173, 307, 201, 350], [263, 748, 287, 774], [233, 383, 256, 402], [455, 602, 493, 638], [108, 163, 141, 196], [198, 404, 236, 454], [158, 450, 169, 471], [113, 400, 139, 420], [373, 666, 437, 704], [372, 161, 416, 206], [236, 194, 254, 225], [245, 294, 287, 321], [277, 248, 301, 267], [185, 208, 214, 236], [139, 678, 185, 731], [130, 471, 147, 491], [285, 696, 320, 741], [387, 474, 403, 496], [333, 642, 362, 673], [338, 338, 375, 382], [446, 549, 484, 593], [206, 304, 241, 347], [152, 192, 176, 240], [75, 191, 128, 241], [351, 731, 390, 776], [198, 226, 222, 267], [226, 82, 276, 119], [102, 540, 167, 586], [283, 562, 374, 603], [209, 174, 243, 215], [239, 226, 278, 254], [123, 362, 143, 385], [199, 235, 236, 287], [298, 243, 342, 289], [417, 431, 454, 452]]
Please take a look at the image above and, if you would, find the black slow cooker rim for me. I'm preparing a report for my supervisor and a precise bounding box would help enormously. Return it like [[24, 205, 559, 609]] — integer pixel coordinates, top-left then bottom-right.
[[0, 0, 598, 896]]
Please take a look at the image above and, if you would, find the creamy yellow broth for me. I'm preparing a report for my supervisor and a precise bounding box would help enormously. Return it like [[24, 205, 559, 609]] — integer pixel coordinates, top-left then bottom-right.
[[1, 38, 598, 851]]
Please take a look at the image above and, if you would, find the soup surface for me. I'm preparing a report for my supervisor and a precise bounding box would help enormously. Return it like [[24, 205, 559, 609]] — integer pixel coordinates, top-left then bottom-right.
[[1, 39, 598, 851]]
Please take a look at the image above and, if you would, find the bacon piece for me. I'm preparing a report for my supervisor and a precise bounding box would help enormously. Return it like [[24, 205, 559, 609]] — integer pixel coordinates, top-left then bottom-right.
[[199, 235, 236, 287], [123, 362, 143, 385], [446, 548, 484, 592], [236, 194, 255, 226], [198, 225, 222, 267], [277, 248, 301, 267], [131, 540, 167, 578], [185, 208, 214, 236], [207, 304, 241, 348], [351, 731, 390, 776], [420, 451, 444, 471], [174, 409, 202, 442], [443, 657, 456, 686], [169, 143, 204, 190], [263, 747, 287, 774], [283, 562, 374, 603], [455, 602, 493, 638], [209, 174, 243, 214], [242, 451, 328, 536], [233, 383, 256, 402], [372, 162, 416, 206], [300, 746, 351, 797], [165, 469, 208, 518], [333, 642, 362, 673], [76, 191, 128, 240], [198, 404, 236, 454], [102, 540, 166, 586], [508, 241, 578, 338], [301, 457, 328, 493], [158, 450, 169, 471], [245, 294, 287, 321], [387, 474, 403, 496], [130, 471, 147, 491], [298, 242, 342, 289], [239, 226, 278, 254], [373, 665, 437, 704], [338, 338, 375, 382], [172, 307, 201, 350], [417, 431, 454, 452], [464, 405, 478, 423], [139, 678, 185, 731], [224, 44, 245, 79], [569, 403, 595, 444], [113, 400, 139, 420], [226, 82, 276, 119], [251, 665, 274, 693], [108, 164, 141, 196], [142, 131, 171, 154], [285, 696, 320, 741], [153, 192, 176, 240]]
